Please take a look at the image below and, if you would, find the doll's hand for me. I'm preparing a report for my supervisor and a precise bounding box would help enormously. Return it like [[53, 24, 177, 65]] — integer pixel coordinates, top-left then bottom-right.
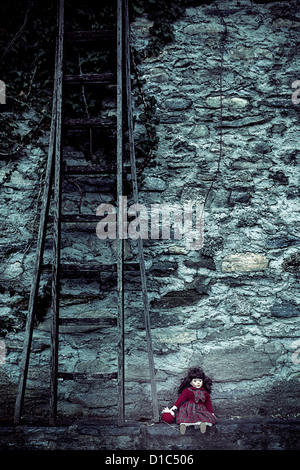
[[162, 406, 176, 416], [162, 407, 170, 413]]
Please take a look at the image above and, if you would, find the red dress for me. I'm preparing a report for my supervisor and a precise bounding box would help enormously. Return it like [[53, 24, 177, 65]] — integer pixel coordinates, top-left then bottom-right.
[[174, 387, 216, 425]]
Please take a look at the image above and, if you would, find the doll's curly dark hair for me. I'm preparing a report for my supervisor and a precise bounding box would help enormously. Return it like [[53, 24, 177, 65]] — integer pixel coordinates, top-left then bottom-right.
[[178, 367, 213, 394]]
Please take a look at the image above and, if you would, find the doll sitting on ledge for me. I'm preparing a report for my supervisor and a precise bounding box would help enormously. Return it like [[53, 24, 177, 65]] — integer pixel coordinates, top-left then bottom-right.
[[162, 367, 217, 435]]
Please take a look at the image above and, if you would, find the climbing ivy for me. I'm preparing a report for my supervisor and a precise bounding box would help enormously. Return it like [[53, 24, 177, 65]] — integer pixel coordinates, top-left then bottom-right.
[[129, 0, 214, 174], [130, 0, 213, 58], [0, 1, 56, 158], [131, 0, 185, 58], [131, 49, 160, 176], [0, 0, 212, 166]]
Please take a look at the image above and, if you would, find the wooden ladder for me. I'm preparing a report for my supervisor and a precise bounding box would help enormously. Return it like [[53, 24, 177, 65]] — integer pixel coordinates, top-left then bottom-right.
[[14, 0, 159, 427]]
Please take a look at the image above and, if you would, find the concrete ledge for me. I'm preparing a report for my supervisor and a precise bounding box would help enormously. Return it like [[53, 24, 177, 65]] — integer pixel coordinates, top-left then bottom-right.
[[1, 418, 300, 450]]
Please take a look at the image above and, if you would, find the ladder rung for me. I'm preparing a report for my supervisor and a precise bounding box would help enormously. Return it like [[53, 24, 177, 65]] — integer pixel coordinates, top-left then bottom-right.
[[64, 72, 116, 85], [63, 164, 116, 175], [58, 372, 117, 381], [62, 163, 130, 175], [58, 214, 101, 223], [66, 30, 116, 42], [59, 317, 117, 327], [49, 214, 135, 223], [64, 117, 116, 129], [42, 262, 140, 275]]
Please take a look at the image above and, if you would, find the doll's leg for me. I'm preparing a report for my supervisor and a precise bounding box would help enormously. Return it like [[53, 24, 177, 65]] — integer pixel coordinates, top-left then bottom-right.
[[192, 422, 207, 433], [180, 423, 199, 434], [180, 422, 211, 434]]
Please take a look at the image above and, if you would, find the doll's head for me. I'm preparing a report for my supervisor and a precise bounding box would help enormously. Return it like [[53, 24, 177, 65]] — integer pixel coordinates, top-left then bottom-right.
[[178, 367, 213, 394]]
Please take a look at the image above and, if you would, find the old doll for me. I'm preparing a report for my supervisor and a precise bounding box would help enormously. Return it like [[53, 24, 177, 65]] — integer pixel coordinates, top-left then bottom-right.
[[162, 367, 217, 435]]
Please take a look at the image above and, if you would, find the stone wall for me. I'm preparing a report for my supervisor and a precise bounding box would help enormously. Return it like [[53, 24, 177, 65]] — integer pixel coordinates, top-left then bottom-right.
[[128, 0, 300, 420], [1, 0, 300, 424]]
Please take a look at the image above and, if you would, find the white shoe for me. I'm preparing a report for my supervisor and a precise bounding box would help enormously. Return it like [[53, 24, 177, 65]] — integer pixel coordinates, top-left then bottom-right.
[[180, 423, 187, 435], [200, 422, 207, 434]]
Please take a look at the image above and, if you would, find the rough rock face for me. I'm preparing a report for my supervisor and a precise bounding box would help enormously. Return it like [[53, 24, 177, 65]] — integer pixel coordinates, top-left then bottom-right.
[[1, 0, 300, 425]]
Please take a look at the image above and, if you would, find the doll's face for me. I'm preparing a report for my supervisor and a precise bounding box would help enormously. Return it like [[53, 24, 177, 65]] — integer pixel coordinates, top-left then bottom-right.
[[190, 378, 203, 388]]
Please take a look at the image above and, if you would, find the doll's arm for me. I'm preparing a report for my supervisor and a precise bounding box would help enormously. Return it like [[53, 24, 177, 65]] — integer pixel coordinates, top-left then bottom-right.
[[173, 388, 190, 409], [205, 394, 215, 414], [162, 389, 190, 416], [205, 395, 217, 419]]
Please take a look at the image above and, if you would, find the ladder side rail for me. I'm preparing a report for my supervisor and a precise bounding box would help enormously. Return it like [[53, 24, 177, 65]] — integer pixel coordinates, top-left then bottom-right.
[[14, 23, 60, 426], [124, 0, 159, 424], [117, 0, 125, 427], [50, 0, 65, 426]]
